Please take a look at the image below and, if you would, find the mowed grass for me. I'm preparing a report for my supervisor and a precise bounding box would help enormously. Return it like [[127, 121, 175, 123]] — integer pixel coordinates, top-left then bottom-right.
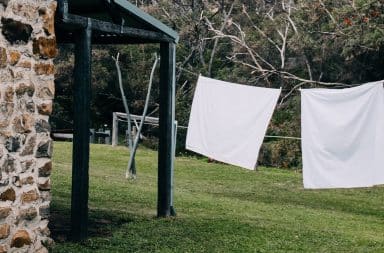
[[51, 142, 384, 253]]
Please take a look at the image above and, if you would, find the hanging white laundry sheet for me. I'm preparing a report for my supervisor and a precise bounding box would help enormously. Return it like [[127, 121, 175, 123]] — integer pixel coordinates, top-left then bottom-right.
[[301, 81, 384, 189], [186, 76, 281, 170]]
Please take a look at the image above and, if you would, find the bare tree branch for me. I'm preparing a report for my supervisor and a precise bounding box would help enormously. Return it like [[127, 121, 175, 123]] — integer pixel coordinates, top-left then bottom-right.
[[202, 0, 352, 102], [207, 3, 234, 77], [319, 0, 337, 24]]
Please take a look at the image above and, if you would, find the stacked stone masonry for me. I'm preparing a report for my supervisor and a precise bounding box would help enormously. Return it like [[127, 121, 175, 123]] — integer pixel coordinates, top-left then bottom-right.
[[0, 0, 56, 252]]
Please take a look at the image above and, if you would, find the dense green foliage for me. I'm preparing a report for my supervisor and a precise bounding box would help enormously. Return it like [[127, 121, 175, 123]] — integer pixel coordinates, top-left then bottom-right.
[[51, 142, 384, 252], [53, 0, 384, 167]]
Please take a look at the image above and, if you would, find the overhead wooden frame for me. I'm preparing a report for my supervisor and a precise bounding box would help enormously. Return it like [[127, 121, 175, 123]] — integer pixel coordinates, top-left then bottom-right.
[[56, 0, 179, 44], [55, 0, 178, 241]]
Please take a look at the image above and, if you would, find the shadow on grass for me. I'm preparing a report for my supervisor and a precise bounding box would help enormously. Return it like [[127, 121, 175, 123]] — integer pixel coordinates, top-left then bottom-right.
[[49, 209, 366, 252], [48, 199, 384, 252], [49, 202, 135, 243]]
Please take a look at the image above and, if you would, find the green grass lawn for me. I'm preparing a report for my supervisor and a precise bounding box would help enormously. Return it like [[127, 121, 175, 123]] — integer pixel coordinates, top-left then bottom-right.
[[51, 142, 384, 253]]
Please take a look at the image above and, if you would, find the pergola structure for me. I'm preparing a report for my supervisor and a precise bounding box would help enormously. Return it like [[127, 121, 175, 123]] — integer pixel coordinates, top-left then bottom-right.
[[55, 0, 179, 241]]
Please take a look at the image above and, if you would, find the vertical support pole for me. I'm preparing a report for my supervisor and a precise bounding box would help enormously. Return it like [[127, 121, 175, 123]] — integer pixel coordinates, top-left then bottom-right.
[[112, 112, 118, 146], [90, 129, 95, 144], [71, 19, 92, 241], [170, 121, 177, 216], [158, 42, 176, 217], [98, 128, 102, 144], [105, 130, 111, 144]]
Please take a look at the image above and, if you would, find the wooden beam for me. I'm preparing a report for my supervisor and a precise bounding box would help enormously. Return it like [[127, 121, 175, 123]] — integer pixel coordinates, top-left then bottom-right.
[[113, 0, 179, 42], [71, 18, 92, 241], [115, 112, 160, 124], [57, 0, 179, 42], [56, 31, 161, 45], [157, 42, 176, 217], [56, 13, 174, 44], [91, 36, 160, 45]]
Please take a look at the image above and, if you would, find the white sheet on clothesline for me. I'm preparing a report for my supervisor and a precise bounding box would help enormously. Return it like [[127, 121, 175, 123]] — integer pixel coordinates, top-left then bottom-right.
[[301, 81, 384, 189], [186, 76, 281, 170]]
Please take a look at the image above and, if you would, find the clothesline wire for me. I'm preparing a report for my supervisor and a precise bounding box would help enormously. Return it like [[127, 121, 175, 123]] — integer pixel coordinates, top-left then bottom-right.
[[117, 118, 300, 140], [265, 135, 301, 140]]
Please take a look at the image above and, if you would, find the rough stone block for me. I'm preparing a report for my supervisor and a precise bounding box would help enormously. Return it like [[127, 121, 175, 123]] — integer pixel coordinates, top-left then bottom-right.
[[18, 206, 37, 221], [37, 102, 53, 116], [20, 135, 36, 156], [17, 98, 35, 114], [0, 103, 14, 128], [11, 230, 32, 248], [33, 37, 58, 59], [40, 191, 50, 202], [12, 176, 20, 187], [3, 154, 16, 173], [20, 159, 34, 173], [0, 47, 6, 68], [36, 80, 55, 99], [38, 178, 50, 191], [0, 178, 9, 187], [9, 51, 20, 66], [5, 136, 21, 152], [1, 18, 32, 44], [35, 119, 51, 133], [0, 69, 12, 82], [39, 204, 49, 220], [0, 188, 16, 202], [0, 207, 11, 219], [36, 140, 52, 158], [20, 176, 34, 185], [21, 189, 39, 203], [17, 60, 32, 69], [4, 86, 14, 103], [0, 244, 7, 253], [0, 0, 9, 8], [39, 2, 56, 36], [38, 161, 51, 177], [15, 83, 35, 97], [25, 100, 35, 113], [0, 224, 10, 239], [9, 68, 26, 80], [34, 63, 55, 75], [13, 114, 34, 133]]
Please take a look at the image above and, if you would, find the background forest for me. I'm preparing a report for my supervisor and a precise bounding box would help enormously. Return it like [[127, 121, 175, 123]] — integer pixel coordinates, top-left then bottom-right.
[[53, 0, 384, 168]]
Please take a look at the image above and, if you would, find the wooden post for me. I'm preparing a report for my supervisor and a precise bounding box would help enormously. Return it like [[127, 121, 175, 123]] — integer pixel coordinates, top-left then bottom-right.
[[112, 112, 118, 146], [132, 125, 137, 142], [98, 128, 103, 144], [105, 130, 111, 144], [89, 129, 95, 144], [157, 42, 176, 217], [71, 18, 92, 241]]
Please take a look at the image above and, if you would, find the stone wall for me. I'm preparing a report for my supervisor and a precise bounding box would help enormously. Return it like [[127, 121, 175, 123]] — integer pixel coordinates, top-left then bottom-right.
[[0, 0, 56, 252]]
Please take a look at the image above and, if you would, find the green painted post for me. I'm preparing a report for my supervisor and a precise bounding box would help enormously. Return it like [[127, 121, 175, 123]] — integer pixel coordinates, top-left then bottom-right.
[[158, 42, 176, 217], [71, 18, 92, 241]]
